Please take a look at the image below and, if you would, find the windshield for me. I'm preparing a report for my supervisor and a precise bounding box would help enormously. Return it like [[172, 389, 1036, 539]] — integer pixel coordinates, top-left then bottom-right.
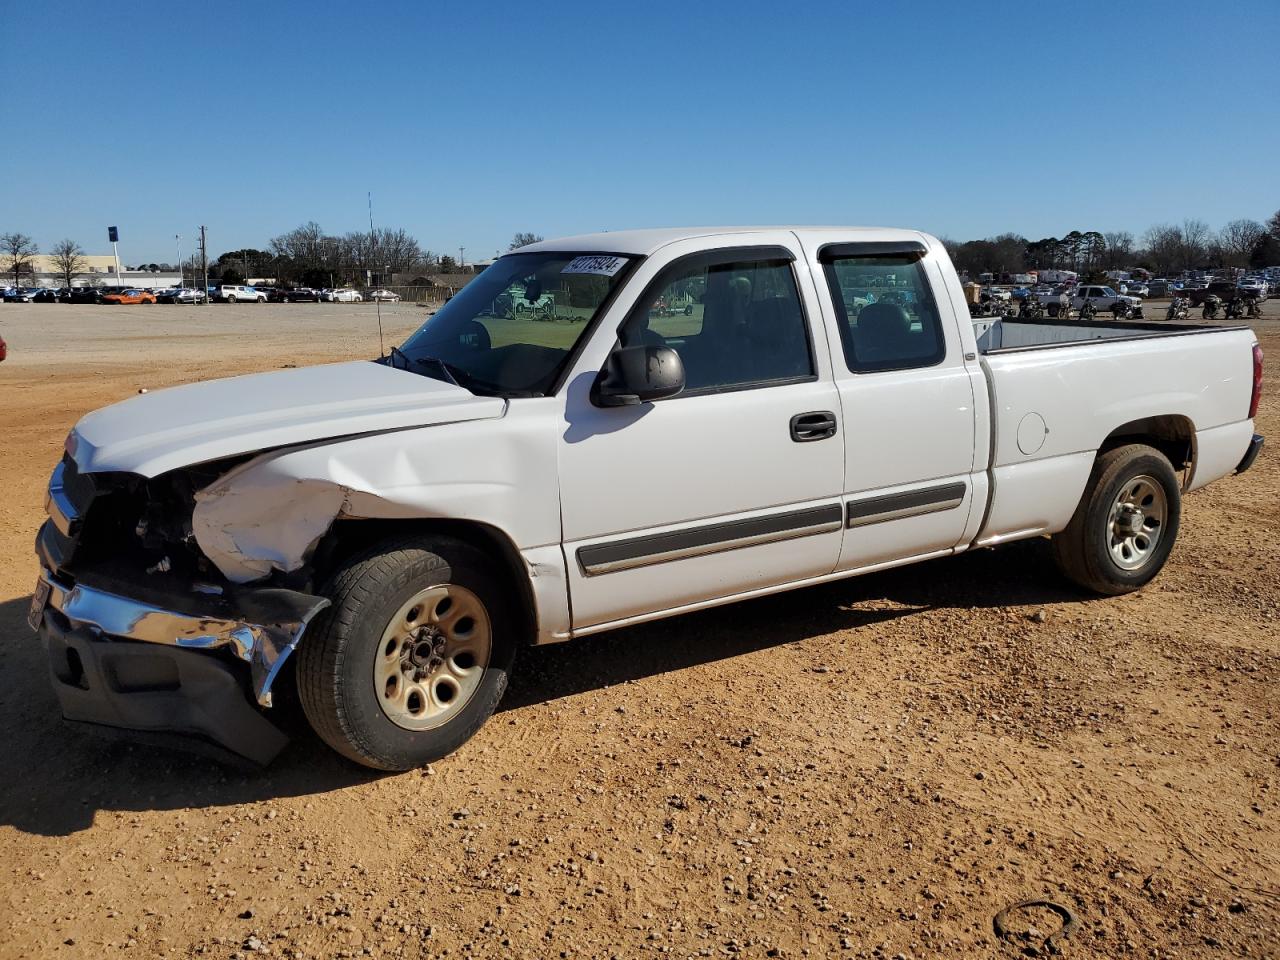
[[396, 251, 635, 396]]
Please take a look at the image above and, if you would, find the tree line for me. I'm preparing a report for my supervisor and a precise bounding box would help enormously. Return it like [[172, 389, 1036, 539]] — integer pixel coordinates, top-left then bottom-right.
[[12, 213, 1275, 290], [196, 222, 434, 287], [0, 226, 550, 289], [944, 210, 1280, 279]]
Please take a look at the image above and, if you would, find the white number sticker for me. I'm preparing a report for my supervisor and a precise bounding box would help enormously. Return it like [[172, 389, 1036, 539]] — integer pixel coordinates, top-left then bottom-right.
[[562, 255, 627, 277]]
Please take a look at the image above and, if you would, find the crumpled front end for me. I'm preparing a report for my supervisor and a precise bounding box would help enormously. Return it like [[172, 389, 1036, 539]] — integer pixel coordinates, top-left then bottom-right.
[[32, 452, 330, 765]]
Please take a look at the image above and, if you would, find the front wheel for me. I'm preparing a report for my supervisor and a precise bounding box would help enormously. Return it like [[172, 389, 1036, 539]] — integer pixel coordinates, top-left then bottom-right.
[[1050, 444, 1181, 595], [297, 536, 515, 770]]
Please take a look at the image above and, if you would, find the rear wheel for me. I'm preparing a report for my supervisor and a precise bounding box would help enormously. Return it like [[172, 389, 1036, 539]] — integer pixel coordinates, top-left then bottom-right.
[[226, 295, 237, 303], [1050, 444, 1181, 595], [297, 536, 515, 770]]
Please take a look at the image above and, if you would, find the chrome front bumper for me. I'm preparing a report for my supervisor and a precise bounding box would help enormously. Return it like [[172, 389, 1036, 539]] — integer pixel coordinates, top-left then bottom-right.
[[34, 565, 330, 707]]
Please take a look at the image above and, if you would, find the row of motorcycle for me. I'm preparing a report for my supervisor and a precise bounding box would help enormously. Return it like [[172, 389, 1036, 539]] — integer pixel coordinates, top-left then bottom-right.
[[1198, 294, 1264, 321], [971, 294, 1263, 322]]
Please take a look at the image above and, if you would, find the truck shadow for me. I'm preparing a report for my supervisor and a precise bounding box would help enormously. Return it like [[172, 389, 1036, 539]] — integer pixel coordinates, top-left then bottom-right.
[[501, 539, 1077, 709], [0, 540, 1079, 836]]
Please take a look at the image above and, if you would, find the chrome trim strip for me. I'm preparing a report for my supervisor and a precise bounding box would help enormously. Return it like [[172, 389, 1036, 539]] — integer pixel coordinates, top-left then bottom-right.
[[845, 481, 967, 528], [46, 461, 81, 537], [37, 569, 329, 707], [578, 504, 844, 576]]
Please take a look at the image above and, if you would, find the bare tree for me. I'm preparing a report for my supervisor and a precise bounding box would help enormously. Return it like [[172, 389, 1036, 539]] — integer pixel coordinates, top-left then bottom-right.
[[1, 232, 38, 286], [1268, 209, 1280, 239], [1178, 219, 1211, 270], [269, 221, 329, 280], [50, 238, 88, 288], [270, 221, 424, 284], [1143, 224, 1182, 276], [1218, 219, 1266, 268], [1102, 231, 1134, 268], [508, 232, 543, 251]]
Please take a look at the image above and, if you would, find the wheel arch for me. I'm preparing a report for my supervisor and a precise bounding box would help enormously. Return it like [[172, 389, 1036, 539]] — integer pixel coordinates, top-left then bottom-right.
[[1098, 414, 1195, 486], [315, 517, 541, 649]]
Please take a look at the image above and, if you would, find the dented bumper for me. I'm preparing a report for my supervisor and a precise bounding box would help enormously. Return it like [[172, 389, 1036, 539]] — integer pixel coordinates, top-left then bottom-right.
[[32, 561, 330, 707], [32, 559, 330, 765]]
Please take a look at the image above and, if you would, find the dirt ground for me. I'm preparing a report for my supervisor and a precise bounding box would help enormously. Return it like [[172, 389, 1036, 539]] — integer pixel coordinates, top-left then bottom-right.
[[0, 301, 1277, 960]]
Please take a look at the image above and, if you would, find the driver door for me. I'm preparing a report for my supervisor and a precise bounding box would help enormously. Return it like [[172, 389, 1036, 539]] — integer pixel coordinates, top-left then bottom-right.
[[557, 236, 846, 631]]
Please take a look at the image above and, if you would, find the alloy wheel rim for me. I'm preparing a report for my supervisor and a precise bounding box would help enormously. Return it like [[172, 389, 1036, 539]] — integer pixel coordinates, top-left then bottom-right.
[[1107, 475, 1167, 570], [372, 584, 492, 731]]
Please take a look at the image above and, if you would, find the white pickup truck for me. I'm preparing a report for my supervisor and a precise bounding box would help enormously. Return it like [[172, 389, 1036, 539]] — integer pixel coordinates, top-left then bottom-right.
[[32, 227, 1264, 770], [1070, 284, 1142, 314]]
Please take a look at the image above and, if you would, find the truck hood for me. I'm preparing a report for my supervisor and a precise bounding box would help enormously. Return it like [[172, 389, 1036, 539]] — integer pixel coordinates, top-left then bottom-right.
[[69, 360, 506, 477]]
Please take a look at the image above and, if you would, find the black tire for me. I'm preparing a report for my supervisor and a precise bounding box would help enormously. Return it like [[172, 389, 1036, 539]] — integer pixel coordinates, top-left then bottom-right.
[[1050, 444, 1181, 595], [296, 535, 515, 770], [226, 295, 237, 303]]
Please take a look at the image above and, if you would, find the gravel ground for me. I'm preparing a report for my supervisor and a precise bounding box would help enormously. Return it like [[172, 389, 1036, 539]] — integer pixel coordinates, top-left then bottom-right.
[[0, 300, 1277, 959]]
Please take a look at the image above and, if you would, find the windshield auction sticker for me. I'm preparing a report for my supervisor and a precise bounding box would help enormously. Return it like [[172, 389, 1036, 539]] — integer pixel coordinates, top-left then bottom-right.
[[562, 255, 627, 277]]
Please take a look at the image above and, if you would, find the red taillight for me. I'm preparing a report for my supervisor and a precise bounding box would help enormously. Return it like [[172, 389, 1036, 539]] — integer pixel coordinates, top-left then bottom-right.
[[1249, 343, 1263, 419]]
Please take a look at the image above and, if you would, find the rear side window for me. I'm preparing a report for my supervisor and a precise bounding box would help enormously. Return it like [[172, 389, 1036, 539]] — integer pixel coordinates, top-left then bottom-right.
[[619, 249, 814, 395], [820, 251, 945, 373]]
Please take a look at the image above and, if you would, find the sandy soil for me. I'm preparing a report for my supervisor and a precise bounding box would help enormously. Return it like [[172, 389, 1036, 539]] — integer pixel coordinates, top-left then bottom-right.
[[0, 301, 1277, 959]]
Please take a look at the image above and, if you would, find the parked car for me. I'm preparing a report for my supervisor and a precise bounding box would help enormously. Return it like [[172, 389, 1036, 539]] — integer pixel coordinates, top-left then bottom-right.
[[1146, 279, 1172, 298], [157, 287, 208, 304], [1122, 282, 1149, 298], [102, 289, 158, 305], [0, 333, 6, 361], [1010, 287, 1031, 301], [331, 288, 364, 303], [1069, 285, 1141, 313], [984, 287, 1012, 302], [1238, 279, 1268, 300], [3, 287, 39, 303], [68, 286, 120, 304], [284, 288, 321, 302], [367, 289, 402, 302], [318, 288, 336, 302], [1183, 280, 1241, 307], [28, 226, 1265, 769], [211, 284, 267, 303]]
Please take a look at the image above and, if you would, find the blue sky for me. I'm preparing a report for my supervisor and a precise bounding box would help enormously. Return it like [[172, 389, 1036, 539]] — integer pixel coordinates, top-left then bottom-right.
[[4, 0, 1277, 262]]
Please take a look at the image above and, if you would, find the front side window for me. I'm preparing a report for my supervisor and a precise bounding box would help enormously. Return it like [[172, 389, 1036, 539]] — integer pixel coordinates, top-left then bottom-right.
[[821, 253, 945, 373], [398, 251, 636, 396], [618, 252, 813, 394]]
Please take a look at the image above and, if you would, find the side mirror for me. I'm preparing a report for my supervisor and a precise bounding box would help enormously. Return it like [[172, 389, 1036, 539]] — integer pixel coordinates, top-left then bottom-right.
[[593, 345, 685, 407]]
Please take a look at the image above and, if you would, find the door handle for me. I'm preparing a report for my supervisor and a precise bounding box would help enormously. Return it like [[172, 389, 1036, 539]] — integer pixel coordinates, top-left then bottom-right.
[[790, 411, 838, 442]]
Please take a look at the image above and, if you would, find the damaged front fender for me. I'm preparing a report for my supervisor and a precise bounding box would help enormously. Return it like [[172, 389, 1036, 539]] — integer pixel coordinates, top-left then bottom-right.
[[187, 405, 568, 641], [194, 465, 354, 584]]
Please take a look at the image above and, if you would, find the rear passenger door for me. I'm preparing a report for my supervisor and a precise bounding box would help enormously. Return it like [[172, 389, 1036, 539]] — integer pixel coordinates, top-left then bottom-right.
[[558, 238, 845, 630], [799, 236, 981, 572]]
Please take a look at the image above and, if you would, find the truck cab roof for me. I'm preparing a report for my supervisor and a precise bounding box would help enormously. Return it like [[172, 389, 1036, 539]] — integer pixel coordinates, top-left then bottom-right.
[[519, 226, 930, 257]]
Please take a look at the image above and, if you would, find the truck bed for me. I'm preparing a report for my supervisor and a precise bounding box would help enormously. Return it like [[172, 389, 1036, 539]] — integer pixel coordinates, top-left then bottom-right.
[[974, 317, 1246, 354], [972, 320, 1258, 549]]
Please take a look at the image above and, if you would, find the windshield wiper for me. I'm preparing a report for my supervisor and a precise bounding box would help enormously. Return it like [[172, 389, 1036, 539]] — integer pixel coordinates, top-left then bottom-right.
[[412, 354, 463, 388], [386, 347, 511, 397], [385, 346, 461, 386]]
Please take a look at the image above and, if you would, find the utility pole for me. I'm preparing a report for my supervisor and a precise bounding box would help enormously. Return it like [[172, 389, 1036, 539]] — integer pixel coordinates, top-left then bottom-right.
[[175, 234, 182, 287], [459, 246, 465, 269], [109, 226, 121, 282], [199, 225, 209, 305]]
